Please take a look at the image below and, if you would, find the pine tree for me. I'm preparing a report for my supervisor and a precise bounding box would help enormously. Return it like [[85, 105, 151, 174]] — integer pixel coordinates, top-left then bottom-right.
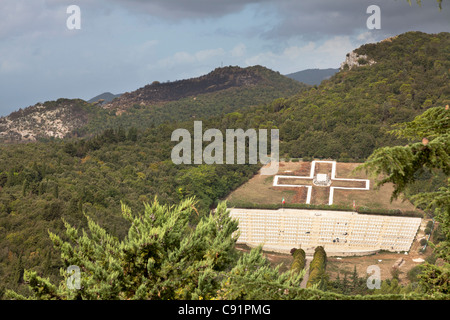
[[117, 126, 126, 142], [5, 198, 242, 300], [21, 179, 29, 197], [306, 246, 327, 288], [334, 272, 342, 292], [358, 105, 449, 294], [15, 255, 24, 285], [53, 182, 59, 199], [342, 273, 349, 295], [127, 127, 138, 142], [350, 265, 359, 294], [4, 198, 310, 300], [217, 245, 305, 300]]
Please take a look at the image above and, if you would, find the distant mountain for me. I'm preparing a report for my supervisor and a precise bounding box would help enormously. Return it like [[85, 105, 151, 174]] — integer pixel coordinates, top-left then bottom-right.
[[88, 92, 122, 104], [285, 68, 339, 86], [0, 65, 307, 142], [104, 65, 306, 113]]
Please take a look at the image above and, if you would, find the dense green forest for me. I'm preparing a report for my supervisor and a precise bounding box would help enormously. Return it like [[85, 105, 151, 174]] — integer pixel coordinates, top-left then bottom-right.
[[0, 31, 449, 299], [0, 125, 261, 297]]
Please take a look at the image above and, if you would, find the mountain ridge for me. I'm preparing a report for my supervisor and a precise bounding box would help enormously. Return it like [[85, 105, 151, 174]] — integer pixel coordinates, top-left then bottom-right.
[[103, 65, 300, 112], [0, 65, 306, 143]]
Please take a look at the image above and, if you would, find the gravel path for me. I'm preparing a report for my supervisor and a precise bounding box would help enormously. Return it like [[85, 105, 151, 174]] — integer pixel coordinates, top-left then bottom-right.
[[300, 256, 313, 288]]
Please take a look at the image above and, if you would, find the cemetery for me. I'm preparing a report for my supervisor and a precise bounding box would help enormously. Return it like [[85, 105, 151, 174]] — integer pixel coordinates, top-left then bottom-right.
[[228, 160, 422, 256], [230, 208, 421, 256]]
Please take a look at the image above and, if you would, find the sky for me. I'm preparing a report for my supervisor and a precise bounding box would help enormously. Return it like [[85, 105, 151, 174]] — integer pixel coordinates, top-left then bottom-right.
[[0, 0, 448, 116]]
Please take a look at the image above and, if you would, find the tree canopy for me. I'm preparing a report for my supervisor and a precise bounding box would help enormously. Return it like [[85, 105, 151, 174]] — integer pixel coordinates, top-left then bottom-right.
[[358, 105, 449, 294]]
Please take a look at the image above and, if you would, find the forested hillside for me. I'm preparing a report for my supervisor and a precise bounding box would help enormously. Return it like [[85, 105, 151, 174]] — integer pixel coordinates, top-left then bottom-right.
[[0, 65, 307, 143], [76, 65, 307, 136], [0, 31, 448, 299], [258, 32, 448, 161], [0, 125, 265, 297]]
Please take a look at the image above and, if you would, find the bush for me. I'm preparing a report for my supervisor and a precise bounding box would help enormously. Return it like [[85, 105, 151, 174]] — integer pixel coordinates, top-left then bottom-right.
[[419, 238, 427, 246], [357, 57, 368, 65], [424, 227, 431, 235], [290, 248, 306, 273], [407, 265, 422, 282], [432, 224, 446, 243], [425, 253, 437, 265], [306, 246, 327, 288]]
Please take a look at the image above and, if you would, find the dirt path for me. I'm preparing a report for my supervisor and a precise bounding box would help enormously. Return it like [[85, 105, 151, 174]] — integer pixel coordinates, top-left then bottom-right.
[[300, 256, 313, 288]]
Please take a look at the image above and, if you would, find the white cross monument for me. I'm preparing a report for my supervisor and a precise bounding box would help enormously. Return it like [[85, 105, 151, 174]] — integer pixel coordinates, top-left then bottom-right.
[[273, 160, 370, 205]]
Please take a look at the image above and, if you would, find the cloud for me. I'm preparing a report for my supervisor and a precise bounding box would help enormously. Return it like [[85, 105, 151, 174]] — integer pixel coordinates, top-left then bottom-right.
[[0, 1, 59, 39], [110, 0, 271, 20], [245, 36, 356, 72], [262, 0, 448, 41], [2, 0, 446, 42], [0, 0, 447, 116], [155, 48, 226, 69], [0, 0, 120, 40], [231, 44, 247, 57], [0, 59, 25, 74]]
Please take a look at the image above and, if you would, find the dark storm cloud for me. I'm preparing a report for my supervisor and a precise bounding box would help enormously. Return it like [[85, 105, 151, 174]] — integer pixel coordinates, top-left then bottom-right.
[[262, 0, 448, 40], [111, 0, 447, 38], [111, 0, 272, 19]]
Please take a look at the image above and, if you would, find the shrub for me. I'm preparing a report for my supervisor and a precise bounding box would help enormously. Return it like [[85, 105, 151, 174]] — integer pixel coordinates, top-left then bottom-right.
[[358, 58, 368, 65], [432, 224, 446, 243], [425, 253, 437, 264], [306, 246, 327, 288], [407, 265, 422, 282], [290, 248, 306, 273]]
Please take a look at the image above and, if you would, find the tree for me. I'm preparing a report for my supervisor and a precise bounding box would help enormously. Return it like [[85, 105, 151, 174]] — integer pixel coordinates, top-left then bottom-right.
[[127, 127, 138, 142], [53, 182, 59, 199], [357, 105, 449, 294], [217, 245, 304, 300], [117, 126, 127, 142], [306, 246, 327, 288], [5, 198, 241, 300], [3, 196, 308, 300], [350, 265, 359, 293], [341, 273, 350, 295], [290, 248, 306, 275]]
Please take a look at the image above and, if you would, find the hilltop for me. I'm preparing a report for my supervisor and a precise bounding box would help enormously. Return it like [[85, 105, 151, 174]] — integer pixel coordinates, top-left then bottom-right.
[[0, 99, 95, 143], [103, 65, 302, 112]]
